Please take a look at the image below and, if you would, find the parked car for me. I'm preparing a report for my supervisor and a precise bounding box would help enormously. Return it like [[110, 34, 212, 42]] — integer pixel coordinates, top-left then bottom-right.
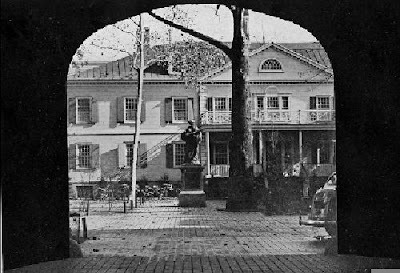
[[299, 172, 337, 236]]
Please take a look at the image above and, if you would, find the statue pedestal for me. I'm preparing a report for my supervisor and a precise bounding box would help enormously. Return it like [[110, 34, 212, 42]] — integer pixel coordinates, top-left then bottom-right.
[[178, 164, 206, 207]]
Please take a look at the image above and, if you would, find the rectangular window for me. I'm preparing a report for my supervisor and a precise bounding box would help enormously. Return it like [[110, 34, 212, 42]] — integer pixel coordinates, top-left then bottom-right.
[[77, 98, 91, 123], [174, 143, 185, 167], [318, 97, 330, 109], [282, 96, 289, 110], [77, 144, 91, 169], [126, 143, 134, 167], [173, 98, 187, 122], [125, 98, 138, 122], [213, 143, 229, 164], [214, 97, 227, 111], [257, 97, 264, 110], [267, 97, 279, 109]]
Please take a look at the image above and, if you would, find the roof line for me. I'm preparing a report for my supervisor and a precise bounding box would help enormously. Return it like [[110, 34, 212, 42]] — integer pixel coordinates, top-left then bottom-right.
[[200, 42, 333, 81]]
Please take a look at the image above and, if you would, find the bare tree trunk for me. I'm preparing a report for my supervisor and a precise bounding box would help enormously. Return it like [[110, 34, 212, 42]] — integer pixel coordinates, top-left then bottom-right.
[[226, 7, 255, 211], [130, 13, 145, 208]]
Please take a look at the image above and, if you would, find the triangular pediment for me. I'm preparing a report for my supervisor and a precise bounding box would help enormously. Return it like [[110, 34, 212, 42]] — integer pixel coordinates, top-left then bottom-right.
[[201, 42, 333, 82]]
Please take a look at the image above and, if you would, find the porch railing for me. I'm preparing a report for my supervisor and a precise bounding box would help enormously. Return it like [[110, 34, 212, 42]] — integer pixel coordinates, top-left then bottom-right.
[[208, 163, 335, 178], [210, 164, 230, 177], [201, 110, 335, 125]]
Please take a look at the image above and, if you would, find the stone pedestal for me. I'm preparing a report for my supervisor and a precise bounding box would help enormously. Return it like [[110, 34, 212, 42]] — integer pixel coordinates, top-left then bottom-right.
[[178, 164, 206, 207]]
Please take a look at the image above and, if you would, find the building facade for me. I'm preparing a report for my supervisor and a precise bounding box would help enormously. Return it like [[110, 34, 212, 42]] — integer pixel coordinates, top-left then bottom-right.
[[67, 42, 335, 199]]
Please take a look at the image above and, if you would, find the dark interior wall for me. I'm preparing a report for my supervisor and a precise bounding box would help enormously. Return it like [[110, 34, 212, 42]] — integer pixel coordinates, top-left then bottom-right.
[[2, 0, 399, 269]]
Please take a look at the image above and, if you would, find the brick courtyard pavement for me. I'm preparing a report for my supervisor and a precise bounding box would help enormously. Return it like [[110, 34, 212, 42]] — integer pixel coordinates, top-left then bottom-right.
[[6, 199, 400, 272]]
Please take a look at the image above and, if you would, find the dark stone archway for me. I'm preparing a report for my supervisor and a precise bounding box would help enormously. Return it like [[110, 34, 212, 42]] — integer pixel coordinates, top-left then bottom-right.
[[2, 0, 399, 269]]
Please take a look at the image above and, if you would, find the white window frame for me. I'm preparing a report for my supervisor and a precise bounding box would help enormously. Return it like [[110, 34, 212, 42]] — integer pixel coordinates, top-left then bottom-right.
[[76, 144, 91, 169], [259, 59, 283, 73], [316, 96, 330, 109], [173, 142, 186, 167], [124, 97, 138, 124], [257, 95, 290, 111], [172, 97, 188, 123], [76, 97, 92, 124], [210, 97, 231, 111]]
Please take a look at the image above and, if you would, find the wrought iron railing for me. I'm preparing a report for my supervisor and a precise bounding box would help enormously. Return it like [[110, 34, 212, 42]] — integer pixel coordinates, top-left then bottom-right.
[[201, 110, 336, 125]]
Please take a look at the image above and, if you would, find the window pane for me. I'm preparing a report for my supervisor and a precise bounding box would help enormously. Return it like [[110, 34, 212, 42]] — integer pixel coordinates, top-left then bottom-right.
[[282, 97, 289, 109], [78, 145, 91, 168], [267, 97, 279, 109], [214, 97, 226, 111], [318, 97, 330, 109], [214, 143, 228, 164], [261, 59, 282, 70], [257, 97, 264, 109], [77, 98, 90, 123], [175, 143, 185, 166], [126, 143, 133, 167], [125, 98, 137, 121], [173, 99, 187, 121]]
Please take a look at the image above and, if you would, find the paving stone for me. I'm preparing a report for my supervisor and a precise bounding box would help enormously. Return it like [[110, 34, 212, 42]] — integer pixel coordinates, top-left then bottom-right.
[[6, 200, 400, 273]]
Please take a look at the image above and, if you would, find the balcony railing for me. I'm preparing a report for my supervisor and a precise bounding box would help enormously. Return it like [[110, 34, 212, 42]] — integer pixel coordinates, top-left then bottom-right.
[[201, 110, 335, 125]]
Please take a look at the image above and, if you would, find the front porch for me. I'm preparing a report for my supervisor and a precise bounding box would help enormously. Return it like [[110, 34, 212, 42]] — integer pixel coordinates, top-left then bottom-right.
[[202, 130, 336, 179]]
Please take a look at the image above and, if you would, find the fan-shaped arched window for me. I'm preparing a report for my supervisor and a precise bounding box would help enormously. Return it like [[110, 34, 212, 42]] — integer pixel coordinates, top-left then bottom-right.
[[259, 59, 283, 72]]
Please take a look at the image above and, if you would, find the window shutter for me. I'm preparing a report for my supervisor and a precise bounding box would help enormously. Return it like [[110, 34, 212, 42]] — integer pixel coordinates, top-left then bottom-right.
[[117, 97, 125, 123], [68, 98, 76, 124], [166, 143, 174, 168], [207, 97, 213, 111], [228, 98, 232, 111], [310, 97, 317, 110], [118, 143, 126, 168], [68, 144, 76, 169], [138, 143, 147, 168], [165, 98, 172, 123], [140, 101, 146, 122], [91, 99, 97, 123], [91, 144, 100, 169], [188, 98, 194, 121], [331, 96, 335, 110]]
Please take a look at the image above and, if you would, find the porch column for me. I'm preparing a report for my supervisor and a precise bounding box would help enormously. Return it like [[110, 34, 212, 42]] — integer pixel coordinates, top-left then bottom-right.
[[262, 131, 267, 172], [205, 131, 210, 176], [330, 139, 336, 164], [299, 130, 303, 162], [258, 130, 263, 164], [280, 141, 285, 172]]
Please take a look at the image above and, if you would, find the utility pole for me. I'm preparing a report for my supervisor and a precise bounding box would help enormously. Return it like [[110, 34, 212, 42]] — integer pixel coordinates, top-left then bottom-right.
[[130, 13, 145, 208]]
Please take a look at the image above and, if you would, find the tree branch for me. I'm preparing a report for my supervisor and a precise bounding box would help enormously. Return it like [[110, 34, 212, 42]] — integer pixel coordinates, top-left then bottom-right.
[[112, 24, 137, 36], [147, 11, 233, 57]]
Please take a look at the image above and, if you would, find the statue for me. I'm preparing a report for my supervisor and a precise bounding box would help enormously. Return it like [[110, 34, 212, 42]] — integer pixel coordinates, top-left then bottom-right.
[[181, 120, 202, 164]]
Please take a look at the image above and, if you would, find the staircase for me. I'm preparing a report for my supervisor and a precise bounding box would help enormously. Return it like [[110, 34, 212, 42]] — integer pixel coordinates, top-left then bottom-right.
[[139, 133, 181, 166]]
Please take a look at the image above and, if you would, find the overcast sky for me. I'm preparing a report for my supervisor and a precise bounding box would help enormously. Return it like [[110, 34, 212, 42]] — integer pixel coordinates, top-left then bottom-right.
[[74, 4, 318, 62]]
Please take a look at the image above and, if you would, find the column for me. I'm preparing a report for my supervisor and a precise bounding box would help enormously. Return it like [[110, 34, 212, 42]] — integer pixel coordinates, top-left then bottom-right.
[[299, 130, 303, 163], [205, 131, 210, 177], [258, 130, 263, 164]]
